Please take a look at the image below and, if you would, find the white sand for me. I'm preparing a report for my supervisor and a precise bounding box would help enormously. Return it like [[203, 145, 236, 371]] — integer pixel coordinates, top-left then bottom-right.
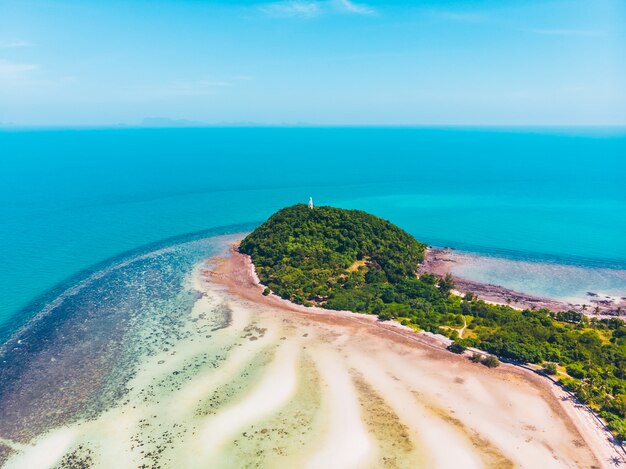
[[4, 252, 620, 468], [305, 347, 374, 469], [346, 350, 483, 468], [193, 340, 300, 462], [3, 428, 79, 469]]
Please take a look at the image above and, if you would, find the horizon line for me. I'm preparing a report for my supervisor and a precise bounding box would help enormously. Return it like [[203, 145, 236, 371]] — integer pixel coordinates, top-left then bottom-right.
[[2, 123, 626, 131]]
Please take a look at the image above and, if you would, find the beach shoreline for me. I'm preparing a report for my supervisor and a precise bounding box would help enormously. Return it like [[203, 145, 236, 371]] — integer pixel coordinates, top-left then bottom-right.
[[2, 235, 625, 468], [420, 248, 626, 316], [208, 242, 626, 468]]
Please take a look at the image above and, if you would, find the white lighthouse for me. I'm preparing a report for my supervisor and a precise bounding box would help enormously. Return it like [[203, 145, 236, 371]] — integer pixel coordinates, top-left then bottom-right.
[[308, 197, 314, 209]]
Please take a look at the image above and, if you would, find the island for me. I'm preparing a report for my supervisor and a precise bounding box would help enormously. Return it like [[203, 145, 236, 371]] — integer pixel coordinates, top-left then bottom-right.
[[5, 203, 624, 468], [240, 204, 626, 442]]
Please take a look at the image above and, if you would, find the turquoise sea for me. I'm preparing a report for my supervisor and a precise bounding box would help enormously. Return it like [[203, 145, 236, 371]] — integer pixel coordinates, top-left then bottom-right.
[[1, 127, 625, 342]]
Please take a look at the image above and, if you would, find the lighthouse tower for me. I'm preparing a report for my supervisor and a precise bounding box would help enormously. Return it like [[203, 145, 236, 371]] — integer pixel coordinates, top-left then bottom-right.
[[308, 197, 314, 209]]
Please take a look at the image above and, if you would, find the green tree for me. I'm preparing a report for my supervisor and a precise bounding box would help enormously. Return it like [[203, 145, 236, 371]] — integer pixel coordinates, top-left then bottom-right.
[[438, 273, 455, 296]]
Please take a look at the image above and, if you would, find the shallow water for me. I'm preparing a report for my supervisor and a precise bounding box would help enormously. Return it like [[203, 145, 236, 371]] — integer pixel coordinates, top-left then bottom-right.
[[0, 234, 603, 468], [1, 127, 625, 339], [450, 253, 626, 304], [0, 234, 232, 442]]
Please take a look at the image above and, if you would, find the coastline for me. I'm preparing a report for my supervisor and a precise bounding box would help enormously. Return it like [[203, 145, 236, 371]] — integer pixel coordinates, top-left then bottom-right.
[[2, 234, 624, 468], [420, 248, 626, 316], [209, 242, 626, 468]]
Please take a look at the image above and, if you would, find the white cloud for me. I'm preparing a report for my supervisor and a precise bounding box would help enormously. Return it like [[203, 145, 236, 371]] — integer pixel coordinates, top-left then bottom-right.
[[526, 28, 600, 37], [260, 1, 321, 18], [333, 0, 375, 15], [0, 40, 31, 49], [260, 0, 374, 18], [0, 60, 38, 77]]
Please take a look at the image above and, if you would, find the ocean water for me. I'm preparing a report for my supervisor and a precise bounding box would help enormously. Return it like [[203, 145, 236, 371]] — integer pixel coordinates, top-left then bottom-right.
[[1, 127, 625, 341]]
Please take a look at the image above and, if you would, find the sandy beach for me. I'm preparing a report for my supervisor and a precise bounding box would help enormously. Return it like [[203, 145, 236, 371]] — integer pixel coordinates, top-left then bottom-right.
[[2, 239, 624, 468], [203, 244, 625, 468]]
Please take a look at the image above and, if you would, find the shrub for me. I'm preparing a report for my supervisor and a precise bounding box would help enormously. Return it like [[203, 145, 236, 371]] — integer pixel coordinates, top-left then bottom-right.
[[470, 353, 482, 363], [448, 341, 466, 354], [601, 412, 626, 442], [566, 363, 586, 379], [543, 362, 557, 375], [482, 355, 500, 368], [378, 311, 393, 321], [262, 287, 271, 296]]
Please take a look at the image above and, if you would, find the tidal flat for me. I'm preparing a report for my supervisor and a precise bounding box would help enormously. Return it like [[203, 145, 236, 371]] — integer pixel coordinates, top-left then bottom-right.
[[0, 235, 621, 468]]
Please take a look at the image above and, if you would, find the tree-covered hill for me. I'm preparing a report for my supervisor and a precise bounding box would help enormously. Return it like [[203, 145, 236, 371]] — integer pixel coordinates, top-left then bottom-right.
[[239, 204, 427, 305], [240, 204, 626, 441]]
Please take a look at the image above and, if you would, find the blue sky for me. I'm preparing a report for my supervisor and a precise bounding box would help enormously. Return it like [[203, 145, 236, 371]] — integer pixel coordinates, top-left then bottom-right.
[[0, 0, 625, 126]]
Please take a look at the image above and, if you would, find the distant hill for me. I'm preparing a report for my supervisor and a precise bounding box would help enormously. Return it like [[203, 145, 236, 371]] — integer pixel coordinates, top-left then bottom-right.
[[140, 118, 304, 127], [141, 117, 207, 127]]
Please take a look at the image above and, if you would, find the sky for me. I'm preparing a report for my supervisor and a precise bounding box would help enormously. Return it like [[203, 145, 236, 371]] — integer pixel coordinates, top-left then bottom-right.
[[0, 0, 625, 126]]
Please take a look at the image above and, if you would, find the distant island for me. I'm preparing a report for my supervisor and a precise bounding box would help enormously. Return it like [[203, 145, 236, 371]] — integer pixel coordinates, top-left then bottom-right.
[[241, 204, 626, 441]]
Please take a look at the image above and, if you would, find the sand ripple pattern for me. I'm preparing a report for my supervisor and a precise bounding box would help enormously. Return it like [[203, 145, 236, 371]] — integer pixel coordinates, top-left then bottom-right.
[[2, 262, 604, 469]]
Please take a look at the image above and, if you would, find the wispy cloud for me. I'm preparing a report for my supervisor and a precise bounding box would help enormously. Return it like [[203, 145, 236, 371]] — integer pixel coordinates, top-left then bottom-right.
[[0, 60, 38, 77], [260, 0, 375, 18], [260, 0, 322, 18], [525, 28, 601, 37], [333, 0, 375, 15], [0, 40, 31, 49]]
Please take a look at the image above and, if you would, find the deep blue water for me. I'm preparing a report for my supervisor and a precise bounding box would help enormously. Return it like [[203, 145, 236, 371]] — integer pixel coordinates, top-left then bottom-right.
[[1, 127, 625, 341]]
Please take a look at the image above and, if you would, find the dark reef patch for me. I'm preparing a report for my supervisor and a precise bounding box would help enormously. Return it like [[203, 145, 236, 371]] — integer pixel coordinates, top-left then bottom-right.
[[0, 230, 246, 448]]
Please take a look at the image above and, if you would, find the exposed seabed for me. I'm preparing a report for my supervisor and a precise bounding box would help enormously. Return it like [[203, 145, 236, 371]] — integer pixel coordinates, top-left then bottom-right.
[[0, 235, 617, 468]]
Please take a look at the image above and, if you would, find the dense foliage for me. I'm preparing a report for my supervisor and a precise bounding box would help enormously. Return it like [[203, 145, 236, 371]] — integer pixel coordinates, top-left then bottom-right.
[[240, 204, 426, 304], [240, 204, 626, 440]]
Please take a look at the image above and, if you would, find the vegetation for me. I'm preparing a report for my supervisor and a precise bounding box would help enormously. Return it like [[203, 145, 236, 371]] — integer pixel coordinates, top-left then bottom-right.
[[482, 355, 500, 368], [240, 204, 426, 306], [543, 362, 558, 375], [448, 342, 466, 354], [240, 204, 626, 441]]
